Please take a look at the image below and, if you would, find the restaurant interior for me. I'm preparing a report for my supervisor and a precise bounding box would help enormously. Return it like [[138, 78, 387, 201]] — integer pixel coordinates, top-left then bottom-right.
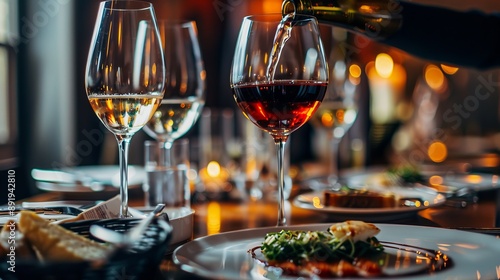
[[3, 0, 500, 201], [0, 0, 500, 279]]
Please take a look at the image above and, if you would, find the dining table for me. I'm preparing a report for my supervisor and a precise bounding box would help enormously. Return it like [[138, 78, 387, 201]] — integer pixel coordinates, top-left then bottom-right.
[[18, 182, 500, 280]]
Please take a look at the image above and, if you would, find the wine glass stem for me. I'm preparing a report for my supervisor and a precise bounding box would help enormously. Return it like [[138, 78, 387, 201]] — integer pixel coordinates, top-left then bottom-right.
[[329, 133, 340, 176], [117, 136, 131, 218], [275, 137, 288, 227]]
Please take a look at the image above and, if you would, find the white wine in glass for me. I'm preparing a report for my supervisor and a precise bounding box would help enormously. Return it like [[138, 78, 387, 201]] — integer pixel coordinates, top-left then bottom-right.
[[231, 14, 328, 226], [309, 26, 360, 189], [85, 1, 165, 217], [144, 20, 205, 151]]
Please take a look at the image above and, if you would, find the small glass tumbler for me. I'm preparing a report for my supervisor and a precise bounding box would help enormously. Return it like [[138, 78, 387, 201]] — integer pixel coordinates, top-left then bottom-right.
[[143, 139, 190, 208]]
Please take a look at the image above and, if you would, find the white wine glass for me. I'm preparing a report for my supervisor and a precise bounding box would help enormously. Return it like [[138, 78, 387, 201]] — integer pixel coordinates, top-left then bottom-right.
[[85, 1, 165, 217], [231, 14, 328, 226], [143, 20, 205, 165], [308, 26, 360, 190]]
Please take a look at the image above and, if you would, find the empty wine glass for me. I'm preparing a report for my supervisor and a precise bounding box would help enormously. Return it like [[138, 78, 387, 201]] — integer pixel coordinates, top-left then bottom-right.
[[85, 1, 165, 217], [143, 20, 205, 158], [230, 14, 328, 226]]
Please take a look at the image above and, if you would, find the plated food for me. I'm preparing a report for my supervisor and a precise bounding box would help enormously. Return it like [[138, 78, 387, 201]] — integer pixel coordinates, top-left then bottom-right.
[[346, 165, 500, 189], [250, 221, 452, 278], [323, 188, 398, 208], [348, 166, 425, 188], [252, 221, 384, 277], [173, 223, 500, 279], [294, 187, 445, 222], [379, 166, 425, 185]]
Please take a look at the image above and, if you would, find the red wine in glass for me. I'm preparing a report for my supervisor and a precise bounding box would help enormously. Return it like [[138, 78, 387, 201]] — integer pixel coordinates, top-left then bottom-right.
[[233, 81, 327, 137]]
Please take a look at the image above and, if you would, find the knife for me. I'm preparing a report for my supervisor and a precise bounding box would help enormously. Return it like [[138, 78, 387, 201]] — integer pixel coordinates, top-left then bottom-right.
[[31, 168, 105, 191]]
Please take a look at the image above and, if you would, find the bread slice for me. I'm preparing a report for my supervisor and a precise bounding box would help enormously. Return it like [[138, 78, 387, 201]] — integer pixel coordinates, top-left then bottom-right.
[[0, 220, 37, 260], [17, 210, 109, 262]]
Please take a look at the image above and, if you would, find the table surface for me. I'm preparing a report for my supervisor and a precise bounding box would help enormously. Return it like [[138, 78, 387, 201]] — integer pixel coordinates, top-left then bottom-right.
[[21, 187, 500, 279]]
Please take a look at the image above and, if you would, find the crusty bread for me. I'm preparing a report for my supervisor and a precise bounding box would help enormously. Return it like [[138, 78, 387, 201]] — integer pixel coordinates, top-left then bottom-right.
[[18, 210, 109, 262], [0, 220, 37, 260]]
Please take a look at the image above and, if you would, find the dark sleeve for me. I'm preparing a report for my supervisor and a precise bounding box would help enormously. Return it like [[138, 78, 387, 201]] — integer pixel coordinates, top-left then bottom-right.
[[382, 2, 500, 69]]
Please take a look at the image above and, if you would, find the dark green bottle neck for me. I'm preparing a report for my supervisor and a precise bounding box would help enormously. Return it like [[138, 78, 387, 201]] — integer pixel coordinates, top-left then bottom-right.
[[282, 0, 402, 39]]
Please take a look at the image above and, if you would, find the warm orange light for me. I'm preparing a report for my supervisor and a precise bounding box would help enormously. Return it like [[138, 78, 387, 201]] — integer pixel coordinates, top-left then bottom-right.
[[262, 0, 281, 13], [359, 5, 374, 13], [367, 54, 406, 124], [207, 201, 221, 235], [349, 64, 362, 78], [349, 64, 362, 85], [199, 161, 230, 190], [429, 175, 444, 185], [428, 141, 447, 163], [207, 161, 221, 177], [424, 64, 445, 91], [321, 112, 334, 128], [375, 53, 394, 78], [465, 174, 482, 184], [335, 110, 345, 123], [440, 64, 459, 75]]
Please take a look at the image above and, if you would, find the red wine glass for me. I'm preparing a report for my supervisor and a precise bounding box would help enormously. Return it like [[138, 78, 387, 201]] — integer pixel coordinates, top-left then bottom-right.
[[230, 14, 328, 226]]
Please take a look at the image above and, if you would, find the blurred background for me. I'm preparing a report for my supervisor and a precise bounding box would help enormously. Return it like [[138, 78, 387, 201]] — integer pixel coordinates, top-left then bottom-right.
[[2, 0, 500, 203]]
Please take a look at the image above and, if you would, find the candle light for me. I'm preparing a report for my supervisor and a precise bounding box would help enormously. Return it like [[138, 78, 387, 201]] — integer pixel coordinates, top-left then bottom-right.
[[199, 161, 230, 191], [367, 53, 407, 124]]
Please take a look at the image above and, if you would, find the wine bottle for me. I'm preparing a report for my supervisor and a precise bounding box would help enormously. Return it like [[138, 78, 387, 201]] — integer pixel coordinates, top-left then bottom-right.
[[282, 0, 402, 39]]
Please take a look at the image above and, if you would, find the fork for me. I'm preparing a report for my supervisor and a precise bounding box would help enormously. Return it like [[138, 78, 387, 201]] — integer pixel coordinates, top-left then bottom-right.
[[89, 203, 166, 248]]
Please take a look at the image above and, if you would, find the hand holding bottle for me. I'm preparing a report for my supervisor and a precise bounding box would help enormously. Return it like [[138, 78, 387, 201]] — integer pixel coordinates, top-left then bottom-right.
[[283, 0, 500, 69], [282, 0, 402, 39]]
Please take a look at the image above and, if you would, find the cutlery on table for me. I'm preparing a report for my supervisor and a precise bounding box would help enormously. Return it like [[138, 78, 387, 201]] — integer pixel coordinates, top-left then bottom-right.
[[89, 203, 167, 248], [31, 168, 105, 191]]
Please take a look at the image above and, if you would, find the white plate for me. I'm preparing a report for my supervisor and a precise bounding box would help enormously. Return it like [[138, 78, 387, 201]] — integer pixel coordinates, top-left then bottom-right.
[[293, 188, 445, 221], [173, 224, 500, 280], [428, 173, 500, 192], [345, 169, 500, 194], [35, 165, 145, 193]]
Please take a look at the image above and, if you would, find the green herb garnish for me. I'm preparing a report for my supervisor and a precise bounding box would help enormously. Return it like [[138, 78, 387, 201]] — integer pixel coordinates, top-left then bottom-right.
[[260, 229, 383, 265], [387, 166, 424, 184]]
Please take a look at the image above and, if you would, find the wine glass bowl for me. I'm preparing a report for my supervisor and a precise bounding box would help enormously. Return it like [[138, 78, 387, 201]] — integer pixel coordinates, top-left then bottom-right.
[[308, 26, 361, 189], [231, 14, 327, 138], [85, 0, 165, 217], [143, 20, 205, 148], [231, 14, 328, 226]]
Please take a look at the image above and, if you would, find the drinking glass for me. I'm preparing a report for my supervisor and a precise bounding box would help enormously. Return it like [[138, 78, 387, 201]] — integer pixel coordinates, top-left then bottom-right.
[[144, 139, 190, 208], [309, 27, 360, 189], [143, 20, 206, 165], [85, 1, 165, 217], [230, 14, 328, 226]]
